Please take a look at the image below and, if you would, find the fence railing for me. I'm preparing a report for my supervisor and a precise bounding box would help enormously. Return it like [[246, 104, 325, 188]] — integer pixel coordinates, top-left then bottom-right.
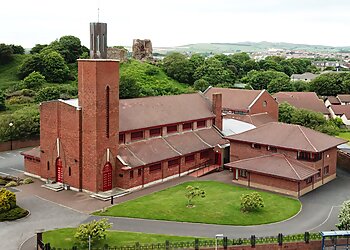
[[37, 231, 323, 250]]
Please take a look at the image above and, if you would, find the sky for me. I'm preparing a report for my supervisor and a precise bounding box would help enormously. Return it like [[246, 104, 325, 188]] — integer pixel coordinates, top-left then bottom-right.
[[2, 0, 350, 49]]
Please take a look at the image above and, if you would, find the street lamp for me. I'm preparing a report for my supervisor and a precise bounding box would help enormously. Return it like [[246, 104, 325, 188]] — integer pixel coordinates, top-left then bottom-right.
[[215, 234, 224, 250], [8, 122, 13, 150]]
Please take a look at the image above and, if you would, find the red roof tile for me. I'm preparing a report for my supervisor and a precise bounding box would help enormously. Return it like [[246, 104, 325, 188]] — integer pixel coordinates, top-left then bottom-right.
[[21, 147, 41, 160], [164, 131, 211, 155], [119, 93, 214, 132], [330, 105, 350, 118], [224, 154, 318, 181], [225, 122, 346, 153], [231, 113, 276, 127], [337, 94, 350, 103], [204, 87, 264, 111], [326, 96, 341, 105], [273, 92, 330, 115]]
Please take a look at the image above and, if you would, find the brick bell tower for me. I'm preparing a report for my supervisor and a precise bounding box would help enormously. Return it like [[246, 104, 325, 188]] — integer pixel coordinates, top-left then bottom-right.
[[78, 22, 119, 192]]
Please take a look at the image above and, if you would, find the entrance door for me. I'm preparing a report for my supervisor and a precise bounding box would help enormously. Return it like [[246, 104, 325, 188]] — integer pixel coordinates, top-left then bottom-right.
[[103, 162, 112, 191], [56, 158, 63, 183], [215, 153, 222, 165]]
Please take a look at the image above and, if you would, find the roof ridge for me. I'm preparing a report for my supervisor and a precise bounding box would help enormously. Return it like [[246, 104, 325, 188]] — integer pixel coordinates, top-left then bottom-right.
[[229, 154, 271, 164], [124, 146, 146, 165], [248, 89, 265, 109], [224, 121, 274, 139], [194, 131, 212, 147], [162, 137, 183, 156], [298, 125, 318, 152], [283, 155, 302, 180]]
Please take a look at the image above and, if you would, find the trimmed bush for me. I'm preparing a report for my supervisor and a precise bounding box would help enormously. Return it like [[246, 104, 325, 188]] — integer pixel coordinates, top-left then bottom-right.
[[0, 188, 16, 212], [5, 181, 18, 187], [75, 219, 112, 244], [240, 192, 264, 212], [0, 206, 29, 221], [23, 178, 34, 184], [22, 71, 46, 89]]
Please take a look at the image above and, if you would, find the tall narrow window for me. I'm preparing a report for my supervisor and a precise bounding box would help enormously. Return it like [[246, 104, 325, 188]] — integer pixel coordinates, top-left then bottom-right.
[[69, 167, 71, 176], [102, 34, 105, 52], [106, 86, 110, 138], [96, 35, 100, 52]]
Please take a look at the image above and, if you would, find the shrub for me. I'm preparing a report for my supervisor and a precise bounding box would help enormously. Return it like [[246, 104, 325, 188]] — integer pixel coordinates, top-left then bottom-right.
[[35, 86, 60, 102], [5, 181, 18, 187], [194, 79, 209, 92], [145, 67, 159, 76], [0, 90, 6, 111], [23, 178, 34, 184], [240, 192, 264, 212], [75, 219, 112, 244], [7, 96, 34, 105], [22, 71, 46, 89], [0, 179, 7, 185], [337, 200, 350, 230], [0, 206, 29, 222], [0, 188, 16, 212]]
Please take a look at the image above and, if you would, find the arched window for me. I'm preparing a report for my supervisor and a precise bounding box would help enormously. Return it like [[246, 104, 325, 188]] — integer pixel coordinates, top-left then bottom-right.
[[106, 86, 110, 138]]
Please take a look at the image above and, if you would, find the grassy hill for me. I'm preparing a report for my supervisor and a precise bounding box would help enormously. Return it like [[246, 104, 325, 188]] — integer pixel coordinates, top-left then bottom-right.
[[0, 54, 29, 91], [120, 59, 192, 96]]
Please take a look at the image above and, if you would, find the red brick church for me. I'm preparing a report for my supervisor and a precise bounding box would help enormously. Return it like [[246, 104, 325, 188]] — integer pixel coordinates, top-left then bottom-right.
[[22, 23, 228, 193]]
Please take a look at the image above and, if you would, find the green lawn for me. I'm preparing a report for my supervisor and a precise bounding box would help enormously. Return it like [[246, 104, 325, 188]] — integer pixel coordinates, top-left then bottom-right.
[[0, 54, 29, 91], [44, 228, 211, 249], [338, 131, 350, 144], [94, 181, 301, 226]]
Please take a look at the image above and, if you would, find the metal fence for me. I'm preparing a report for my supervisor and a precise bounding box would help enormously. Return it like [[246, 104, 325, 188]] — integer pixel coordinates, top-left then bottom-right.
[[37, 231, 323, 250]]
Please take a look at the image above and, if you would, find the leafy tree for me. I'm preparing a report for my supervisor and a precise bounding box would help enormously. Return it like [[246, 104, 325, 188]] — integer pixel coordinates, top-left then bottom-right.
[[185, 185, 206, 207], [240, 192, 264, 212], [58, 35, 84, 63], [336, 200, 350, 230], [291, 80, 310, 92], [311, 73, 347, 96], [278, 102, 296, 124], [231, 52, 251, 62], [258, 59, 284, 72], [41, 51, 69, 83], [0, 43, 13, 64], [163, 52, 194, 84], [189, 54, 205, 69], [242, 70, 289, 90], [0, 90, 6, 111], [35, 86, 60, 102], [119, 75, 141, 99], [242, 59, 259, 74], [75, 219, 112, 245], [267, 75, 293, 94], [30, 44, 48, 54], [22, 71, 46, 89], [193, 79, 210, 92], [9, 44, 25, 55], [193, 58, 235, 85], [18, 54, 43, 79]]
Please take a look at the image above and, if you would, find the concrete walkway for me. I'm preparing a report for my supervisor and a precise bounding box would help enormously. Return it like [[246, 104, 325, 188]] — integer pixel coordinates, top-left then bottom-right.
[[6, 168, 350, 250]]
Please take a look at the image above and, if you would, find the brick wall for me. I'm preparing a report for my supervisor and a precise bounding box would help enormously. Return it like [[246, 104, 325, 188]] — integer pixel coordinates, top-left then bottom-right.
[[0, 138, 39, 152], [249, 90, 279, 120]]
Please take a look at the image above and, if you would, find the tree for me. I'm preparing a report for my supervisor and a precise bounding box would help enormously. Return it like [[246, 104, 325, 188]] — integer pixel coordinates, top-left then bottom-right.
[[193, 79, 210, 92], [267, 76, 294, 94], [163, 53, 194, 84], [41, 51, 70, 83], [311, 73, 347, 96], [193, 58, 235, 85], [336, 200, 350, 230], [30, 44, 48, 54], [9, 44, 25, 55], [58, 35, 84, 63], [240, 192, 264, 212], [0, 90, 6, 111], [18, 54, 43, 79], [119, 75, 141, 99], [0, 43, 13, 64], [185, 185, 205, 207], [22, 71, 46, 89], [35, 86, 60, 102], [242, 70, 289, 90], [75, 219, 112, 245], [291, 80, 310, 92]]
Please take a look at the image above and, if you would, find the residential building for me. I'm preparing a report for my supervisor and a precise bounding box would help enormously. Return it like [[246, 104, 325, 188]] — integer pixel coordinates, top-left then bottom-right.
[[273, 92, 330, 118], [224, 122, 346, 197], [329, 105, 350, 127], [337, 95, 350, 105], [290, 72, 318, 82], [203, 87, 279, 126]]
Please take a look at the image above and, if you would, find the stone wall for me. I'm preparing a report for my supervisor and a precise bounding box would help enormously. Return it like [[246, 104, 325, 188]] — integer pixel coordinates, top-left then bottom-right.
[[132, 39, 153, 60], [107, 47, 128, 62]]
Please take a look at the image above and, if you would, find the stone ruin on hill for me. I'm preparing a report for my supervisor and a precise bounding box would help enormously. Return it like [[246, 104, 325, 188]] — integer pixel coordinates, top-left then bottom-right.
[[132, 39, 153, 61], [107, 47, 128, 62]]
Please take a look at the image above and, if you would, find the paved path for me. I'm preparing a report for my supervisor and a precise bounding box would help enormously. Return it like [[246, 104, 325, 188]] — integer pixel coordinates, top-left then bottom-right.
[[1, 155, 349, 249], [0, 148, 27, 176]]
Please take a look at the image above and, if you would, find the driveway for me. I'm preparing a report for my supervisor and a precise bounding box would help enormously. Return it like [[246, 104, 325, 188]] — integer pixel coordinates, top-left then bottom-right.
[[0, 148, 26, 176]]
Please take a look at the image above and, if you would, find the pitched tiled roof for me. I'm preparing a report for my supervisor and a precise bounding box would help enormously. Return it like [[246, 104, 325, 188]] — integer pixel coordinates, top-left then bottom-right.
[[225, 122, 346, 153], [326, 96, 341, 105], [21, 147, 41, 160], [224, 154, 318, 181], [337, 94, 350, 103], [204, 87, 264, 111], [273, 92, 330, 115], [119, 93, 214, 132], [330, 105, 350, 118], [231, 112, 276, 127], [118, 128, 227, 168]]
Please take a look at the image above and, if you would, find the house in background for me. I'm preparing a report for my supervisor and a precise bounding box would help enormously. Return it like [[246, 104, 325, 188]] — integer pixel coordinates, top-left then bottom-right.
[[291, 72, 318, 82], [203, 87, 279, 126], [224, 122, 346, 197], [337, 94, 350, 105], [273, 92, 330, 118], [329, 105, 350, 127], [325, 96, 341, 108]]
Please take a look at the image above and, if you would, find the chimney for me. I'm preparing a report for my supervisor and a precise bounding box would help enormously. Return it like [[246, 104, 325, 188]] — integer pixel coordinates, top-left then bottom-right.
[[212, 93, 223, 131]]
